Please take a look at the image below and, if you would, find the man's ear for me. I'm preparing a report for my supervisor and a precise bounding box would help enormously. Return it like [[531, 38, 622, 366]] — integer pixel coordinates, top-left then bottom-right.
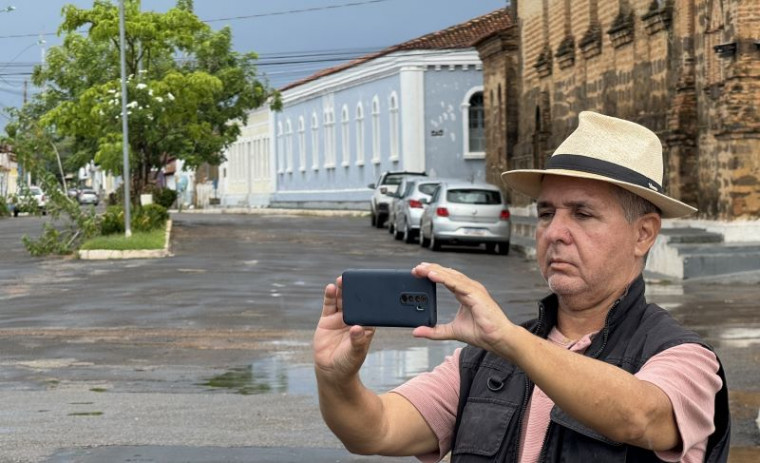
[[634, 213, 661, 258]]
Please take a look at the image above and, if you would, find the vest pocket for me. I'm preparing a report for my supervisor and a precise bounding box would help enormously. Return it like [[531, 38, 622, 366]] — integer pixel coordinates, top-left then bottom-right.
[[452, 397, 518, 457]]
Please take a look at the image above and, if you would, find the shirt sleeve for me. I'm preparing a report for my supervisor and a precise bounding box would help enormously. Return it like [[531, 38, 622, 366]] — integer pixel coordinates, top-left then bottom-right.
[[391, 347, 462, 463], [635, 343, 722, 463]]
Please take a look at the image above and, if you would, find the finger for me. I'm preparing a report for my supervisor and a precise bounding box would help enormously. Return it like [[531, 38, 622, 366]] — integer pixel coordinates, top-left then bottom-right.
[[335, 276, 343, 312], [413, 323, 455, 341], [321, 283, 338, 317], [349, 325, 376, 351]]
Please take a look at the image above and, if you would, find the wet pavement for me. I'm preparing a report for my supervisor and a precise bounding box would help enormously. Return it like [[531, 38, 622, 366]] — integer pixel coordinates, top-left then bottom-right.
[[0, 212, 758, 461]]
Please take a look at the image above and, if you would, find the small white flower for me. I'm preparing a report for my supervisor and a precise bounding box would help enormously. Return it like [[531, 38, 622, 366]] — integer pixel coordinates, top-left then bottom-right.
[[148, 89, 153, 96], [167, 92, 175, 101], [154, 97, 163, 103], [136, 83, 147, 90], [126, 101, 138, 109], [107, 89, 116, 94]]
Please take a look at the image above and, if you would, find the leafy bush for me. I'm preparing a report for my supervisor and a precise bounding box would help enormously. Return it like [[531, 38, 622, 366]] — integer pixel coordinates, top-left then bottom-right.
[[100, 205, 125, 235], [100, 204, 168, 235], [132, 204, 169, 232], [0, 199, 9, 217], [153, 187, 178, 209]]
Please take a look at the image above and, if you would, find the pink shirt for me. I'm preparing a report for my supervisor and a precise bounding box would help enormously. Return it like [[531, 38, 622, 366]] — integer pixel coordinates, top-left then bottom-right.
[[392, 327, 722, 463]]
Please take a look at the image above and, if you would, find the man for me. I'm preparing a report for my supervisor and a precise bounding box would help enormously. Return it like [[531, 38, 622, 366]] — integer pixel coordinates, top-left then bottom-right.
[[314, 112, 730, 462]]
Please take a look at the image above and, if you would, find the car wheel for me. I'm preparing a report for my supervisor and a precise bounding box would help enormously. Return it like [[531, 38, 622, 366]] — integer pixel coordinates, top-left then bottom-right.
[[371, 212, 377, 227], [13, 209, 18, 217], [375, 214, 385, 229], [403, 224, 416, 244], [419, 228, 430, 248], [430, 232, 442, 251], [498, 241, 510, 255], [393, 222, 404, 240], [485, 243, 497, 254], [388, 220, 395, 234]]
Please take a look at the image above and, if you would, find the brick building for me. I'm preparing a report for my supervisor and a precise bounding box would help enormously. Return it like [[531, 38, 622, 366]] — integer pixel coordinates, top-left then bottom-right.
[[476, 0, 760, 221]]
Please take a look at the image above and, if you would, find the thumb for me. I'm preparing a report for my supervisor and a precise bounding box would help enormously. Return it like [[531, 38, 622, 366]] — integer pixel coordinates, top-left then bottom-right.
[[413, 323, 455, 341], [349, 326, 375, 352]]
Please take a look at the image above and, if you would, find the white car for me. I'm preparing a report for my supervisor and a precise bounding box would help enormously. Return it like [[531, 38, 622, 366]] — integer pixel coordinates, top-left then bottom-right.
[[391, 178, 443, 243], [368, 170, 426, 228], [419, 181, 511, 254], [11, 186, 47, 217]]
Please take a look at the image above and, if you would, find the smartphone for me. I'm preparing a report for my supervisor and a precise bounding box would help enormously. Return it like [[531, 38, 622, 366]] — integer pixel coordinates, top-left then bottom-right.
[[341, 269, 437, 328]]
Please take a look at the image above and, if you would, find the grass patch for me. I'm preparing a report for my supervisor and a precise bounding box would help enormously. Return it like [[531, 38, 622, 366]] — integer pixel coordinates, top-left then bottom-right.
[[80, 226, 166, 251], [89, 387, 108, 393], [68, 411, 103, 417]]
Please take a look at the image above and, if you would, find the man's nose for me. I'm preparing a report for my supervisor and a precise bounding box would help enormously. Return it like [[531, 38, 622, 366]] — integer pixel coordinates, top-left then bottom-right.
[[543, 211, 573, 244]]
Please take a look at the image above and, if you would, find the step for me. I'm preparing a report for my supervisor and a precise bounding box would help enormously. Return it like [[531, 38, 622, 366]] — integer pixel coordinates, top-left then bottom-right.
[[660, 227, 724, 244], [682, 247, 760, 279]]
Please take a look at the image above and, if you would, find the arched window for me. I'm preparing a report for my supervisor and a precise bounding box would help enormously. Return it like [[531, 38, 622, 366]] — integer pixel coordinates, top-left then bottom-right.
[[298, 116, 306, 172], [324, 108, 336, 168], [311, 113, 320, 170], [371, 96, 381, 164], [355, 102, 365, 165], [277, 121, 284, 174], [388, 92, 399, 162], [341, 105, 350, 167], [285, 119, 293, 173], [461, 87, 485, 159]]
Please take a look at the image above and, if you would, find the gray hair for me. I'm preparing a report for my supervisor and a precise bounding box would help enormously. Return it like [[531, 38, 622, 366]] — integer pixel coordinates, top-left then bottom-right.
[[610, 185, 662, 223]]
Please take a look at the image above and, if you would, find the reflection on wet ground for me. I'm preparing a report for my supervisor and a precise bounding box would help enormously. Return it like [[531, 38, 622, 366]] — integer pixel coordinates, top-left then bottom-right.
[[200, 341, 464, 397]]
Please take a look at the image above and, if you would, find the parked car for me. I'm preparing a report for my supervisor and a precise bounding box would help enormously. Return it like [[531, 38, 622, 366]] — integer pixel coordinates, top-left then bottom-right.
[[9, 186, 47, 217], [77, 188, 99, 206], [419, 181, 511, 254], [67, 187, 79, 198], [391, 177, 443, 243], [368, 170, 426, 228]]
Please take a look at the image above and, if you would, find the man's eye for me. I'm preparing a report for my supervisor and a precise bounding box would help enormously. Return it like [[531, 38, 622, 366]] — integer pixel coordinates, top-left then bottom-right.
[[538, 211, 554, 219]]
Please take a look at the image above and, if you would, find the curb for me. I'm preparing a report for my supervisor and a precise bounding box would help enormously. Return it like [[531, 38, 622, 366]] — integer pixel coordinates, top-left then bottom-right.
[[78, 220, 173, 260], [171, 207, 369, 218]]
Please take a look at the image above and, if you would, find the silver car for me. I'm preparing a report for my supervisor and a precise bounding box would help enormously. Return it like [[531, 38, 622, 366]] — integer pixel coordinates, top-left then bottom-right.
[[419, 181, 511, 254], [391, 178, 442, 243], [77, 188, 99, 206]]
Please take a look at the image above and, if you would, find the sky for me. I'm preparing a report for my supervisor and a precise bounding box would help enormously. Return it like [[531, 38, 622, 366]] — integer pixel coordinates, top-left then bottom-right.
[[0, 0, 507, 131]]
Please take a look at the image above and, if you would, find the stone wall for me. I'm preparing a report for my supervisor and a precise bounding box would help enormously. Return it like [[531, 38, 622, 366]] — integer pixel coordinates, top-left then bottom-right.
[[477, 0, 759, 220]]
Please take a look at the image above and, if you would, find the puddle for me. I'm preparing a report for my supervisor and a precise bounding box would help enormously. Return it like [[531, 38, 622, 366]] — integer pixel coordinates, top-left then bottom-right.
[[200, 341, 464, 397]]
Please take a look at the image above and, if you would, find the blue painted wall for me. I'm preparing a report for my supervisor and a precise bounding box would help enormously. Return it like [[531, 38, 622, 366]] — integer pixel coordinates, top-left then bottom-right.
[[424, 67, 485, 182], [270, 64, 484, 209]]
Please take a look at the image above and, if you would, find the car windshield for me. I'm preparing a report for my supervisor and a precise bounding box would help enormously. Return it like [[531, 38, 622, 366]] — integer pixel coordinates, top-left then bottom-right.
[[29, 187, 42, 195], [446, 189, 501, 205]]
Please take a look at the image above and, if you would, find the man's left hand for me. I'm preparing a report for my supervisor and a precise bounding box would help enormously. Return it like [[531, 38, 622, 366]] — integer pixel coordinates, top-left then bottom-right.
[[411, 263, 515, 354]]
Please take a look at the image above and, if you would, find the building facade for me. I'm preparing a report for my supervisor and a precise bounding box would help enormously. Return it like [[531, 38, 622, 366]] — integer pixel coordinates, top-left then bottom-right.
[[268, 10, 512, 210], [477, 0, 759, 221], [218, 106, 275, 208]]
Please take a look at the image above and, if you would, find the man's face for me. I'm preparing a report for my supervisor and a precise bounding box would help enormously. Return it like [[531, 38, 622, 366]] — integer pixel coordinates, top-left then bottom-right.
[[535, 176, 641, 304]]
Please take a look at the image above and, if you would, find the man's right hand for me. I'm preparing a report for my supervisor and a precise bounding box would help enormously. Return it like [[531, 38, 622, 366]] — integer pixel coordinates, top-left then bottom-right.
[[313, 277, 376, 383]]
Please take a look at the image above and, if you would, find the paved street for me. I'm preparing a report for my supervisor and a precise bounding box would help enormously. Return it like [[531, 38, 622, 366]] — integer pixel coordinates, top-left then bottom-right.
[[0, 212, 758, 462]]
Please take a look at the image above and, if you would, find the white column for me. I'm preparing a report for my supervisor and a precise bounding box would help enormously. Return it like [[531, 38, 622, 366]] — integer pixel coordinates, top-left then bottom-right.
[[400, 65, 425, 172]]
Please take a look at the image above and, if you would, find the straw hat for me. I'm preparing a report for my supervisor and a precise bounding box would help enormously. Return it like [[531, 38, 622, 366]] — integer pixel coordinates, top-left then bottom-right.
[[501, 111, 697, 218]]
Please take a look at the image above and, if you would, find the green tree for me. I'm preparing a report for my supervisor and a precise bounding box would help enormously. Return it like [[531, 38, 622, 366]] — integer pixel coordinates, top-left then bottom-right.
[[28, 0, 279, 199]]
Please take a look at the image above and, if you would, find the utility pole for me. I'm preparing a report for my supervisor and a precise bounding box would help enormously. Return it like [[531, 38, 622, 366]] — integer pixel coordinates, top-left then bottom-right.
[[119, 0, 132, 237]]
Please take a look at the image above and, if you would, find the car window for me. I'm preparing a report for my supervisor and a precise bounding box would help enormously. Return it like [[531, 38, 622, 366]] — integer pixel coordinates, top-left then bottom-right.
[[382, 175, 405, 186], [401, 181, 416, 198], [446, 189, 501, 205], [430, 186, 441, 203], [418, 183, 438, 196]]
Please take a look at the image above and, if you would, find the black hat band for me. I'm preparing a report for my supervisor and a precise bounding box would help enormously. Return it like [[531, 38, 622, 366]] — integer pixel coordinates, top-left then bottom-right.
[[546, 154, 663, 194]]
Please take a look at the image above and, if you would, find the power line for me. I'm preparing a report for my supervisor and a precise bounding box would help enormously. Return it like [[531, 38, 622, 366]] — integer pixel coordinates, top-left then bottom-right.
[[0, 0, 397, 40], [205, 0, 392, 22]]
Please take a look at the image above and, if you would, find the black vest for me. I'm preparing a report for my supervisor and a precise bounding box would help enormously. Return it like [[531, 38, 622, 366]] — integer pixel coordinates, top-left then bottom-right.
[[451, 275, 731, 463]]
